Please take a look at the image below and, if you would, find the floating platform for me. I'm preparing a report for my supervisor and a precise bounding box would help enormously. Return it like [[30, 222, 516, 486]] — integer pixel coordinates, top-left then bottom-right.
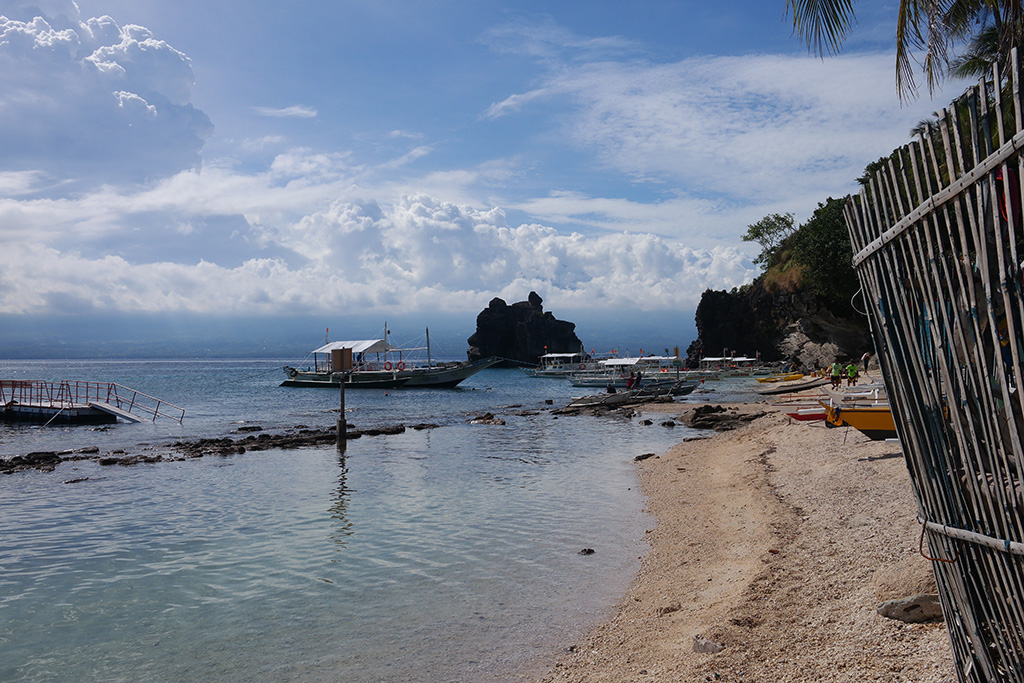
[[1, 380, 185, 426]]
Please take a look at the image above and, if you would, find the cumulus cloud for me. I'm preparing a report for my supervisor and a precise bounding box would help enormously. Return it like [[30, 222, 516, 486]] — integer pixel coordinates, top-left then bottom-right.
[[9, 12, 949, 325], [0, 184, 755, 316], [0, 8, 212, 188]]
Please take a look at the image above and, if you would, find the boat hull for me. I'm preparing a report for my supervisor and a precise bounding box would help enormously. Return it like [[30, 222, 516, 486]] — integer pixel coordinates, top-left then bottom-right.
[[281, 357, 499, 389], [825, 404, 897, 440]]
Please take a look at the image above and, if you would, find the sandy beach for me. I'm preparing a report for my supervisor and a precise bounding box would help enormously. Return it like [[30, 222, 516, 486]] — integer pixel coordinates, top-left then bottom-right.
[[539, 397, 956, 682]]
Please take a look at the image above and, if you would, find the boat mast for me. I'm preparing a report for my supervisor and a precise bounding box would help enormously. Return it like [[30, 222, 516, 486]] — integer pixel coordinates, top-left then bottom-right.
[[426, 327, 432, 368]]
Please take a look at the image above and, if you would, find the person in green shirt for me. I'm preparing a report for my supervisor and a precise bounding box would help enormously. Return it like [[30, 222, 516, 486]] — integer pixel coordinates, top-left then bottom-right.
[[846, 362, 859, 387], [829, 361, 844, 388]]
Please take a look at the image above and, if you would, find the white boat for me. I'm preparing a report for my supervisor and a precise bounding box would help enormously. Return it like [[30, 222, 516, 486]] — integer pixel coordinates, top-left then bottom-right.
[[522, 352, 597, 377], [282, 332, 499, 389], [568, 355, 686, 388]]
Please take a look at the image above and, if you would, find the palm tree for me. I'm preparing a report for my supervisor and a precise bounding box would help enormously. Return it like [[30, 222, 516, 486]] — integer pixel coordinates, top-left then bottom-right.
[[909, 111, 941, 137], [786, 0, 1024, 100]]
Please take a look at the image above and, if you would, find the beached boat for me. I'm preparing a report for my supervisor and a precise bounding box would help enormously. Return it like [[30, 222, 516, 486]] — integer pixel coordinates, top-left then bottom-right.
[[755, 376, 831, 396], [281, 335, 499, 389], [823, 402, 896, 440], [566, 390, 641, 408], [756, 373, 804, 383], [773, 400, 828, 422]]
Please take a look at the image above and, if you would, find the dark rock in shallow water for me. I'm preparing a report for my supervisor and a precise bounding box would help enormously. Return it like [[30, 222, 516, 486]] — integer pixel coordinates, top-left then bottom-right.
[[0, 451, 62, 474], [466, 291, 584, 366], [470, 413, 505, 425]]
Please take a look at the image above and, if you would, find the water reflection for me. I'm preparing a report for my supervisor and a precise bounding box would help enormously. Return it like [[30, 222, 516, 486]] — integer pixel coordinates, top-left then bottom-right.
[[329, 454, 354, 548]]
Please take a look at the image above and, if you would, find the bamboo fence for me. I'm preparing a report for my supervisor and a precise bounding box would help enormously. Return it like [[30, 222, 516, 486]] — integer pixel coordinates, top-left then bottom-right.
[[845, 51, 1024, 681]]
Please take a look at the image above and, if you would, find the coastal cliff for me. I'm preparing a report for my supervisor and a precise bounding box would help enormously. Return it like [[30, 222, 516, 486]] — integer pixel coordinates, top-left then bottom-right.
[[686, 278, 870, 368], [467, 292, 583, 366], [687, 197, 871, 368]]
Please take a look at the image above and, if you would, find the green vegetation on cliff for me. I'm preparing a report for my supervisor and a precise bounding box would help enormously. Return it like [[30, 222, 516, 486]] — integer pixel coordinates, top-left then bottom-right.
[[742, 196, 858, 316]]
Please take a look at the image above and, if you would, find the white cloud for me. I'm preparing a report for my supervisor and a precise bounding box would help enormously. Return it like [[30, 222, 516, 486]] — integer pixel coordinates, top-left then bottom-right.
[[253, 105, 318, 118], [0, 181, 755, 316], [0, 10, 211, 188], [533, 52, 959, 204], [2, 11, 960, 326], [484, 88, 550, 119]]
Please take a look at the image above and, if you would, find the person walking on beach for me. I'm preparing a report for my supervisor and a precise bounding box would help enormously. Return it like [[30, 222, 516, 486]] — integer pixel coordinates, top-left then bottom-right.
[[846, 362, 859, 387], [829, 361, 844, 389]]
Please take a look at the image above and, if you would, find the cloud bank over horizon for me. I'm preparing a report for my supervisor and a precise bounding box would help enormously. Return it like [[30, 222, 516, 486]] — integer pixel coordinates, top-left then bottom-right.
[[0, 2, 964, 332]]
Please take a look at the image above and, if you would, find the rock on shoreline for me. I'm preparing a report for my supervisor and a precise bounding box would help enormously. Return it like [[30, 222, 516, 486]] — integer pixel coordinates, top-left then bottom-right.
[[0, 422, 441, 475]]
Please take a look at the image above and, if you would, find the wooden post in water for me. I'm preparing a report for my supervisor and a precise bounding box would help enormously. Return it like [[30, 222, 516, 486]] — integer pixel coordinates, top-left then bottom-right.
[[332, 348, 353, 451], [337, 378, 346, 451]]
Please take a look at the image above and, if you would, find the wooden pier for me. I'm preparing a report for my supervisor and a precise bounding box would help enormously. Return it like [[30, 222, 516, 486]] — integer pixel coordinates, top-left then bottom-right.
[[1, 380, 185, 426]]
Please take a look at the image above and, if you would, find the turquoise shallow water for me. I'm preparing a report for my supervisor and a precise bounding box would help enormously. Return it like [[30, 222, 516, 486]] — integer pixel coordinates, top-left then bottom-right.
[[0, 361, 749, 682]]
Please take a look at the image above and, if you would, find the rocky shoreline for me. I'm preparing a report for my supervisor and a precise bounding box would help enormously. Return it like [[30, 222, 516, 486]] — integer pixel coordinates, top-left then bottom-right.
[[1, 391, 702, 477], [0, 421, 442, 476]]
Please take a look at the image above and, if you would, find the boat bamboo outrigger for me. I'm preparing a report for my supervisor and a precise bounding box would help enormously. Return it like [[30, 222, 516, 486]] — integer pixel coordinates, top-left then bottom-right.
[[282, 328, 499, 389]]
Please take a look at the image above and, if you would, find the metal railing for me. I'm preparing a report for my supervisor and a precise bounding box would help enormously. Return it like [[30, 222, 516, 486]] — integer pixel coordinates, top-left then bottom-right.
[[0, 380, 185, 423]]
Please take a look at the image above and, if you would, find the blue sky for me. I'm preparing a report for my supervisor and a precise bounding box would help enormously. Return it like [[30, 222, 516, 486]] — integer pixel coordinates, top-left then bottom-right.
[[0, 1, 968, 355]]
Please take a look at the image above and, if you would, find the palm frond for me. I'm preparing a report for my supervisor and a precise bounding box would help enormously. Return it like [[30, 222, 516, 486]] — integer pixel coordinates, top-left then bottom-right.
[[786, 0, 857, 56]]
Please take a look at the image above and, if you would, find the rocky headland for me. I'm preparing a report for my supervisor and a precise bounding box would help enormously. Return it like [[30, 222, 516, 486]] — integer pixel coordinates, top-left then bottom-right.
[[467, 291, 584, 366], [686, 278, 871, 369]]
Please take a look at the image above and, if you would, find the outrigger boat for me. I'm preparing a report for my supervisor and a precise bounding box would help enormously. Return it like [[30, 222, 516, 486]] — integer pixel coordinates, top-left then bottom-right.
[[282, 331, 499, 389], [823, 402, 897, 440], [568, 355, 688, 388], [522, 352, 597, 378], [756, 375, 831, 396]]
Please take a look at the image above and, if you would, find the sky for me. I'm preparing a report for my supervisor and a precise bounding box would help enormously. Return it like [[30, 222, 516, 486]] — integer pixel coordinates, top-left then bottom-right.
[[0, 0, 970, 357]]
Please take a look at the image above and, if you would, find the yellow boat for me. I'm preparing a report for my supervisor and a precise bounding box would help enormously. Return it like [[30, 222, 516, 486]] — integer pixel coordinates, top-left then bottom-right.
[[823, 402, 897, 440], [756, 373, 805, 383]]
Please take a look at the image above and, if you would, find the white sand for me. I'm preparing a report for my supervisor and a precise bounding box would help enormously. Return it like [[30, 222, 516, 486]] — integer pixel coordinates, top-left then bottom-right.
[[538, 400, 955, 682]]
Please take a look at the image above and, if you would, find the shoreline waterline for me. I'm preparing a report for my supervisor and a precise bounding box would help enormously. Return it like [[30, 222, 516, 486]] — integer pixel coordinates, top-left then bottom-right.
[[537, 399, 955, 682]]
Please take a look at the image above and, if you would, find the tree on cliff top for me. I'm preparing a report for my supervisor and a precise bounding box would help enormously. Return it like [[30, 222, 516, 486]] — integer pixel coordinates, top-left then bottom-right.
[[742, 197, 857, 313], [742, 212, 796, 268]]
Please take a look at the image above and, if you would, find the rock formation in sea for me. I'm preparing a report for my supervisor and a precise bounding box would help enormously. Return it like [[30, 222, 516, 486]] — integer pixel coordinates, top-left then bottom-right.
[[466, 292, 583, 366], [685, 279, 871, 368]]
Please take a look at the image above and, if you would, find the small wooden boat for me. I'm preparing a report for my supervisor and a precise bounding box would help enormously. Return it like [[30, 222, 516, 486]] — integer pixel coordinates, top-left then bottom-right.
[[824, 402, 897, 440], [756, 373, 805, 383], [773, 401, 828, 422], [566, 390, 640, 408], [756, 376, 830, 395]]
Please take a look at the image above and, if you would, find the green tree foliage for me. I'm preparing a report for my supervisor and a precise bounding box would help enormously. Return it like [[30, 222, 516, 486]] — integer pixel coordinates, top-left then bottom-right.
[[741, 212, 796, 268], [791, 197, 858, 311]]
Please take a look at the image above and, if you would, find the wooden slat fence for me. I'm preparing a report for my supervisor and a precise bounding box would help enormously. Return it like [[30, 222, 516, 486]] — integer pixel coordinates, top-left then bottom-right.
[[845, 50, 1024, 682]]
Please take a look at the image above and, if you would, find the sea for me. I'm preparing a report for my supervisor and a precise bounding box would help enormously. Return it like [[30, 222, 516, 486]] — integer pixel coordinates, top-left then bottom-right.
[[0, 359, 759, 682]]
